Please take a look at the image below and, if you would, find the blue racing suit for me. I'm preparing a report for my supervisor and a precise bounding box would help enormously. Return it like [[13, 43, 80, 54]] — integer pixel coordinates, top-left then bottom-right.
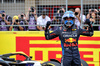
[[45, 22, 93, 66]]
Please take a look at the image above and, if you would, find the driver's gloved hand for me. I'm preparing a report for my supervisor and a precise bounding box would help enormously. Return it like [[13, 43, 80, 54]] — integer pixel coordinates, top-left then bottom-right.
[[45, 21, 51, 31], [46, 21, 51, 28], [85, 19, 91, 26]]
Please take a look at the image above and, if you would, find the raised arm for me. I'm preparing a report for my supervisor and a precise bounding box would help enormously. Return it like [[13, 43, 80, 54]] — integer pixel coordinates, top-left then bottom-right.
[[45, 21, 59, 40], [79, 19, 94, 36]]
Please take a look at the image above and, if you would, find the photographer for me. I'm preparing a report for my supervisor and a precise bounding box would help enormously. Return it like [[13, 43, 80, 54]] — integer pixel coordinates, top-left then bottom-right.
[[74, 8, 86, 27], [57, 6, 65, 23], [87, 9, 100, 18], [9, 15, 24, 31], [37, 9, 51, 31], [0, 10, 12, 31], [57, 6, 65, 16], [87, 9, 100, 30], [51, 15, 62, 30], [19, 13, 28, 31], [26, 6, 37, 31]]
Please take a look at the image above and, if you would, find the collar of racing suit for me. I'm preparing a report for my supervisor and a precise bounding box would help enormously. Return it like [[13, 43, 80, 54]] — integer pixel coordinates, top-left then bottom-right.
[[63, 24, 75, 31]]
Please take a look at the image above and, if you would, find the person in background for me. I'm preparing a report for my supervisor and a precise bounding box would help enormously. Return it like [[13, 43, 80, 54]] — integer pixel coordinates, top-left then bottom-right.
[[37, 9, 51, 31], [18, 13, 28, 31], [26, 6, 37, 31], [87, 9, 100, 30], [51, 15, 62, 31], [0, 10, 12, 31], [57, 6, 65, 17], [18, 12, 26, 20], [57, 6, 65, 24], [74, 8, 86, 27], [9, 15, 25, 31], [50, 6, 65, 30], [69, 9, 75, 12]]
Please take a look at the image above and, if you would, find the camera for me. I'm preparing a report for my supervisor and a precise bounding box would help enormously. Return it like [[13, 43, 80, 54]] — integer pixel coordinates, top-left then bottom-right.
[[30, 6, 34, 12], [21, 15, 24, 18], [29, 6, 35, 17], [75, 12, 78, 15], [59, 10, 64, 16], [42, 26, 45, 30], [2, 14, 5, 17], [16, 19, 19, 23]]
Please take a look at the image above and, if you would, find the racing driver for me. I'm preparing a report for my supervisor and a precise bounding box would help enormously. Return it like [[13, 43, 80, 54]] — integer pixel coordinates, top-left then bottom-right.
[[45, 11, 94, 66]]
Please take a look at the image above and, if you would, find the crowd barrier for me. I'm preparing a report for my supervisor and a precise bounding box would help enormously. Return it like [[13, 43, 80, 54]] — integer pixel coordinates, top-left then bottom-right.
[[0, 31, 100, 66]]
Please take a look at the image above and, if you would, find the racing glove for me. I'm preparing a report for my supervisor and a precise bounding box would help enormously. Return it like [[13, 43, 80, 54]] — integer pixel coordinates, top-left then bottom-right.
[[85, 19, 94, 36], [45, 21, 51, 32]]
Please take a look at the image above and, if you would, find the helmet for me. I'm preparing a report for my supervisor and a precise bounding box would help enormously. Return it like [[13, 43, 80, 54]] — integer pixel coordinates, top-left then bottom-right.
[[13, 15, 19, 20], [62, 11, 75, 20], [62, 11, 75, 28]]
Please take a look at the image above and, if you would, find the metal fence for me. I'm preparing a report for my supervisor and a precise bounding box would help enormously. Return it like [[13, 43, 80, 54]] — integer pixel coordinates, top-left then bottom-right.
[[0, 0, 67, 17], [83, 0, 100, 26], [0, 0, 100, 31]]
